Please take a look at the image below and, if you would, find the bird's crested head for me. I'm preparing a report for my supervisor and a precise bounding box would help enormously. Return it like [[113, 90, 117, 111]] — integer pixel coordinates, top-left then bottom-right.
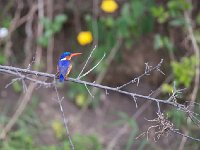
[[59, 52, 82, 61]]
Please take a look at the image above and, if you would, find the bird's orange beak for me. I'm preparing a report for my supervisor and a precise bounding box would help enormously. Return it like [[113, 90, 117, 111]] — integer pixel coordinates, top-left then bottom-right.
[[70, 53, 82, 58]]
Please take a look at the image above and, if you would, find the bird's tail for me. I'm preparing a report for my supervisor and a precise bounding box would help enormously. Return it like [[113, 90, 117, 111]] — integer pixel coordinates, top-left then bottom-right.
[[59, 74, 64, 82]]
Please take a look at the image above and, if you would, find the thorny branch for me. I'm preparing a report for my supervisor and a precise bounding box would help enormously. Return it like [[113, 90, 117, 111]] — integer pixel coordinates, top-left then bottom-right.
[[136, 112, 200, 142], [138, 113, 174, 141], [53, 81, 74, 150], [0, 59, 200, 143], [0, 64, 174, 105], [117, 59, 164, 89]]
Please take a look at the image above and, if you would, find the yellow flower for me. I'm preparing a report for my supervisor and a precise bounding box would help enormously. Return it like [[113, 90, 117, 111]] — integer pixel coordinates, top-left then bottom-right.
[[77, 31, 93, 46], [101, 0, 118, 13], [51, 120, 65, 139], [75, 93, 87, 108]]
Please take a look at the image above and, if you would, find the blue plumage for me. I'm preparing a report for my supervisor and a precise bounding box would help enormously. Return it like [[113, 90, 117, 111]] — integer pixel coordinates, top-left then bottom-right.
[[60, 52, 70, 60], [57, 51, 81, 82], [58, 59, 71, 82]]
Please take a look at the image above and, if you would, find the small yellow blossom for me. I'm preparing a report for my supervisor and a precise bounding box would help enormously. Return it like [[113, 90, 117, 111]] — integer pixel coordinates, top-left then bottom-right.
[[77, 31, 93, 46], [75, 93, 87, 108], [51, 120, 65, 139], [101, 0, 118, 13]]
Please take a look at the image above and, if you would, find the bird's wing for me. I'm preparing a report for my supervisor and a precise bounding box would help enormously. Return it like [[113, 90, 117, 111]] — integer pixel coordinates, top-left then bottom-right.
[[58, 60, 71, 77]]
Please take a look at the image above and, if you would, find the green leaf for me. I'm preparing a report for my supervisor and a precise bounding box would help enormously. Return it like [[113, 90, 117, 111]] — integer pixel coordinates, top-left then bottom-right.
[[171, 55, 197, 88], [154, 34, 163, 50], [2, 16, 12, 28], [37, 36, 49, 47], [0, 53, 7, 64], [151, 6, 169, 23], [169, 18, 186, 27], [40, 17, 51, 29], [166, 109, 186, 128], [12, 81, 22, 93], [162, 83, 173, 93], [131, 0, 144, 19], [54, 14, 67, 24], [196, 13, 200, 26]]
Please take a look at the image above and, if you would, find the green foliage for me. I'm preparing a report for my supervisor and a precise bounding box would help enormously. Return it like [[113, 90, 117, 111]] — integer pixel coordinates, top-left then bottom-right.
[[194, 29, 200, 44], [0, 97, 40, 150], [151, 0, 191, 26], [151, 6, 169, 24], [52, 120, 65, 139], [196, 13, 200, 26], [0, 93, 103, 150], [0, 129, 34, 150], [1, 16, 12, 28], [166, 109, 186, 128], [167, 0, 191, 15], [38, 14, 67, 47], [86, 0, 154, 51], [67, 81, 101, 108], [113, 112, 139, 150], [162, 83, 174, 93], [75, 93, 88, 108], [171, 55, 198, 88], [0, 52, 7, 64], [63, 134, 102, 150], [12, 81, 22, 93], [154, 34, 174, 52], [67, 81, 88, 107], [115, 0, 154, 40], [0, 132, 102, 150]]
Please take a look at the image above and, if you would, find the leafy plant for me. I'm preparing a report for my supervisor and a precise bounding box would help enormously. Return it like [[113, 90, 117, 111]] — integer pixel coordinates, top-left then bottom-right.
[[0, 52, 7, 64], [151, 0, 191, 26], [171, 55, 197, 88], [51, 120, 65, 139], [154, 34, 174, 52], [38, 14, 67, 47], [151, 6, 169, 24], [12, 80, 22, 93], [63, 134, 102, 150], [1, 16, 12, 28], [162, 83, 174, 93], [166, 109, 186, 128], [113, 112, 139, 150], [0, 96, 41, 150]]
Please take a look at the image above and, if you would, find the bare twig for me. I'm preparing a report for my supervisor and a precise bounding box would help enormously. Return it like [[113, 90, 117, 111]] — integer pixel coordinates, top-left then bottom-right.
[[117, 59, 164, 89], [0, 65, 195, 108], [78, 53, 106, 79], [77, 45, 96, 79], [0, 69, 51, 87], [54, 82, 74, 150], [137, 113, 174, 141], [84, 83, 94, 98], [90, 38, 122, 98], [172, 129, 200, 142]]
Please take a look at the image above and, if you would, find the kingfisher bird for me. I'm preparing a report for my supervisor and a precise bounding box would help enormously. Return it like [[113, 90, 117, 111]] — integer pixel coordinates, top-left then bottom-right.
[[57, 52, 82, 82]]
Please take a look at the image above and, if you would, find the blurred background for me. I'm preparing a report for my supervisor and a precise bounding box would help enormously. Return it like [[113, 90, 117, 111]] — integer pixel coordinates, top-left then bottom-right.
[[0, 0, 200, 149]]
